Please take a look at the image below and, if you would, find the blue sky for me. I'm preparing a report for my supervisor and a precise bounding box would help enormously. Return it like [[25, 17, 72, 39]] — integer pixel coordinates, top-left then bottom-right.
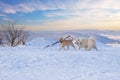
[[0, 0, 120, 31]]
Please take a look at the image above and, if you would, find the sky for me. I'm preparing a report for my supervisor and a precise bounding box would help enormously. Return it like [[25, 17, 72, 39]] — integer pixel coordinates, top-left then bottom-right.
[[0, 0, 120, 31]]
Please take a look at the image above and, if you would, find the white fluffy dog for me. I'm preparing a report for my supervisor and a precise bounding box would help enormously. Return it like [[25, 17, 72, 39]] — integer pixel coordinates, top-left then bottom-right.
[[75, 37, 98, 51]]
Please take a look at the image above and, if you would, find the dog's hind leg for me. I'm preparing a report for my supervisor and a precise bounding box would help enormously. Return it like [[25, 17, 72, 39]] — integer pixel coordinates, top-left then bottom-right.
[[66, 45, 69, 50], [93, 46, 98, 51]]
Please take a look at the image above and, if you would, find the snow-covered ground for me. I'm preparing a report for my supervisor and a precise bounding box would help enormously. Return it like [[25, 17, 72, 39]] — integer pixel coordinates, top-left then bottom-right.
[[0, 30, 120, 80]]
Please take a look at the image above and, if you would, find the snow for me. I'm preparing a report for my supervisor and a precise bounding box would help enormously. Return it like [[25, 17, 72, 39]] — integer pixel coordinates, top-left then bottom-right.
[[0, 30, 120, 80], [100, 34, 120, 41]]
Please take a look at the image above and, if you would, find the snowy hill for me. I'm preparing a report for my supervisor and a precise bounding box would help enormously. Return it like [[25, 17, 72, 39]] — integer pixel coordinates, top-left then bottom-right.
[[0, 30, 120, 80], [27, 30, 120, 46]]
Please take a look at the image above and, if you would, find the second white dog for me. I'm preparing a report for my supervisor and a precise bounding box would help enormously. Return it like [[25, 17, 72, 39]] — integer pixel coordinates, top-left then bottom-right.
[[75, 37, 98, 51]]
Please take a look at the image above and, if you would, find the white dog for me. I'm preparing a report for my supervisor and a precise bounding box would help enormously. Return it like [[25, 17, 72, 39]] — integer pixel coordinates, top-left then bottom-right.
[[75, 37, 98, 51]]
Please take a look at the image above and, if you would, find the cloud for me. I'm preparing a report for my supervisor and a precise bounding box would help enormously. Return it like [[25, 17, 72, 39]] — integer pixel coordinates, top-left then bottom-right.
[[0, 14, 6, 17], [0, 0, 60, 14], [3, 17, 13, 22], [1, 0, 120, 31], [44, 8, 120, 22], [3, 9, 16, 14], [27, 16, 120, 31], [0, 0, 120, 14]]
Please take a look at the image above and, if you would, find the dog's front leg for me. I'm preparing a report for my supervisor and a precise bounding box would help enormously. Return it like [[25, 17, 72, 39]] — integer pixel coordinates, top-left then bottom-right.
[[58, 47, 62, 51], [58, 45, 63, 51]]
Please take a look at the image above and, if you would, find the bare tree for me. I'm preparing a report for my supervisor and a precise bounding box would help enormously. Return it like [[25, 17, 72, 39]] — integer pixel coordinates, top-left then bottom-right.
[[0, 37, 2, 46], [2, 22, 28, 47], [0, 29, 3, 46]]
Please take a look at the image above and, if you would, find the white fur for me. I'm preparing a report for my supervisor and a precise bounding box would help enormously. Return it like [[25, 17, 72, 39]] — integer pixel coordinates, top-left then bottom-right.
[[75, 38, 98, 51]]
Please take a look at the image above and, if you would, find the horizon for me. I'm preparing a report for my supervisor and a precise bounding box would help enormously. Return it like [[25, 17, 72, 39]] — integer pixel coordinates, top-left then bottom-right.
[[0, 0, 120, 31]]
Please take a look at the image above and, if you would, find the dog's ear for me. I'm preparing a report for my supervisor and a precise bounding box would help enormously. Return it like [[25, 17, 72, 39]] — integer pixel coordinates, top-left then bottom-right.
[[59, 37, 63, 40], [59, 37, 64, 43]]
